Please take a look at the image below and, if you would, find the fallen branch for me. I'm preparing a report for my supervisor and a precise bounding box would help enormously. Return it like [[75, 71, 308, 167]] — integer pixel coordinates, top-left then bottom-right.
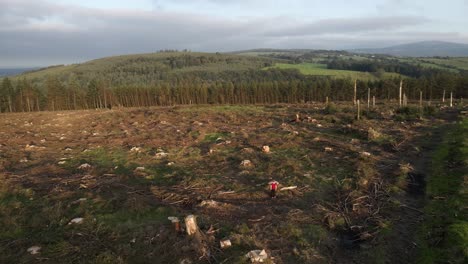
[[217, 190, 235, 195], [170, 199, 187, 205], [248, 216, 265, 222], [400, 204, 424, 214]]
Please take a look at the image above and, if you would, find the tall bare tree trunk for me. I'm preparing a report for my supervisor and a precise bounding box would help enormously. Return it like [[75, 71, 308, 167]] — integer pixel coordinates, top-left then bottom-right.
[[357, 99, 360, 120], [73, 91, 77, 110], [26, 97, 31, 112], [103, 90, 108, 109], [353, 79, 357, 105], [399, 80, 403, 107], [8, 96, 12, 112], [419, 90, 423, 109], [367, 88, 370, 109]]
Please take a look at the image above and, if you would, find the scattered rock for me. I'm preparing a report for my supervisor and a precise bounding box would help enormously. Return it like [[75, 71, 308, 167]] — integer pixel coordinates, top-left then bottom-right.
[[220, 239, 232, 249], [81, 174, 94, 180], [168, 216, 179, 222], [20, 158, 29, 163], [27, 246, 41, 255], [78, 163, 92, 170], [134, 167, 145, 171], [368, 127, 382, 140], [215, 138, 231, 145], [360, 152, 372, 157], [324, 147, 333, 152], [239, 170, 250, 176], [199, 200, 221, 207], [130, 147, 142, 153], [25, 144, 36, 150], [179, 259, 192, 264], [167, 162, 175, 166], [155, 152, 169, 159], [59, 136, 66, 141], [130, 238, 136, 243], [312, 137, 321, 142], [262, 145, 270, 153], [242, 147, 255, 153], [68, 217, 84, 225], [58, 161, 67, 165], [240, 160, 253, 168], [71, 198, 87, 205], [246, 249, 268, 263], [350, 139, 360, 144], [317, 124, 323, 128]]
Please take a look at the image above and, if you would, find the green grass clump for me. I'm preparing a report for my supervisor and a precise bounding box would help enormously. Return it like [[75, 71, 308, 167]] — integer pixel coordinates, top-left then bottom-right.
[[394, 106, 421, 121], [204, 132, 231, 142], [324, 103, 339, 114], [416, 118, 468, 263]]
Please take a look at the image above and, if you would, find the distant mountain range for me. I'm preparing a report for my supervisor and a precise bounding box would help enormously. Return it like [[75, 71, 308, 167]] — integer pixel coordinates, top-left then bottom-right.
[[0, 68, 39, 77], [352, 41, 468, 57]]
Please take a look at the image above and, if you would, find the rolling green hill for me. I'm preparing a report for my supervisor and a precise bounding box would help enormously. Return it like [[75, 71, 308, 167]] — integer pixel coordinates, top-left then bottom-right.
[[9, 52, 274, 87]]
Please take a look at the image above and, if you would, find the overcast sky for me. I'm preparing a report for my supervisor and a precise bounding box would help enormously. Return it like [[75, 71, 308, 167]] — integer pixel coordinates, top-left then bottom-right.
[[1, 0, 467, 67]]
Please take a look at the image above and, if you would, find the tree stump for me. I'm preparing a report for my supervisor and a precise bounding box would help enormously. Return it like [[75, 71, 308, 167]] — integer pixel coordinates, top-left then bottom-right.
[[184, 215, 211, 259], [185, 215, 199, 236]]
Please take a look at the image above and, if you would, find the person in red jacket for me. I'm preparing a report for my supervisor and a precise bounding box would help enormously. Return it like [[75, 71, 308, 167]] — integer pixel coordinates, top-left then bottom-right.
[[269, 180, 279, 198]]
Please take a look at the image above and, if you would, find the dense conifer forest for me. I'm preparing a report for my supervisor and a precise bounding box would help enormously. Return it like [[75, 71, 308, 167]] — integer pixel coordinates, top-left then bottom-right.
[[1, 51, 467, 112]]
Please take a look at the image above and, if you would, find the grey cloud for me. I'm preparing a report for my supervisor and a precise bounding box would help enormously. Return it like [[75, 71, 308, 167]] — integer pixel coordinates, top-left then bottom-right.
[[0, 0, 463, 67], [265, 16, 430, 37]]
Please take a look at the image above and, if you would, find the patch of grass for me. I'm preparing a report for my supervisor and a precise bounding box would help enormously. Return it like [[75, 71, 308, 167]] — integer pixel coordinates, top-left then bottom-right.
[[324, 103, 339, 114], [204, 132, 231, 142], [62, 147, 133, 175], [416, 118, 468, 263], [97, 206, 173, 228], [394, 106, 421, 121], [141, 164, 188, 186], [265, 63, 402, 80]]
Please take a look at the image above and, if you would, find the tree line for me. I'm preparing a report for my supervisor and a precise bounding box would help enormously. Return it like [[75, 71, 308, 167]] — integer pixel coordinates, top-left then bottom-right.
[[326, 58, 458, 78], [1, 68, 466, 113]]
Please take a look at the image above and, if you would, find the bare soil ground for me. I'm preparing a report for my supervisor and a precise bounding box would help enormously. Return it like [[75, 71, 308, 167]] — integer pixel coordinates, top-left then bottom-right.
[[0, 103, 458, 263]]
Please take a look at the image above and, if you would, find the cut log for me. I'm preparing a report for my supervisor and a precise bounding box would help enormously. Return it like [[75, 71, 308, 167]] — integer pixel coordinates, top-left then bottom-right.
[[280, 186, 298, 191]]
